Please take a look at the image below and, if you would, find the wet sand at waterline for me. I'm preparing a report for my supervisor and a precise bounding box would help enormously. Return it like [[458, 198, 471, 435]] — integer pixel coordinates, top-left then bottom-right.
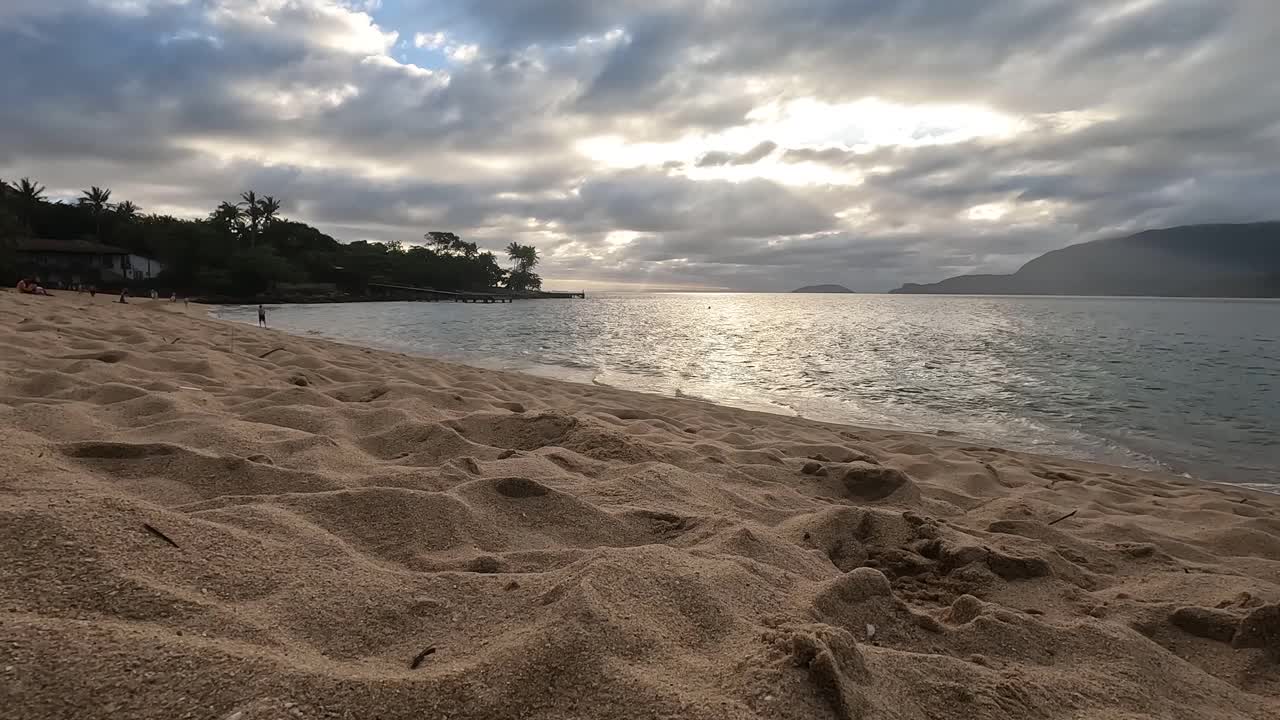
[[2, 289, 1278, 719]]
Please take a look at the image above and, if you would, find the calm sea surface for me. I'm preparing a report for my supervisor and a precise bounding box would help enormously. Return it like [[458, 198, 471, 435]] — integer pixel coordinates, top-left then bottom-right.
[[214, 294, 1280, 488]]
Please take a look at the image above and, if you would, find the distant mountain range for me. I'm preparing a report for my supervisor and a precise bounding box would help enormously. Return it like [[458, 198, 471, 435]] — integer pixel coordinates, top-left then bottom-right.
[[891, 223, 1280, 297], [792, 284, 854, 293]]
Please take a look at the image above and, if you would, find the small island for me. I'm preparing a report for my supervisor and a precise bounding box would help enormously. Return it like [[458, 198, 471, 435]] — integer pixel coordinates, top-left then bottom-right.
[[791, 284, 854, 293]]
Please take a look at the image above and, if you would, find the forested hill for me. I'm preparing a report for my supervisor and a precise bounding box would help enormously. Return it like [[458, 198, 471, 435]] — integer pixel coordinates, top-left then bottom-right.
[[0, 178, 542, 296], [892, 223, 1280, 297]]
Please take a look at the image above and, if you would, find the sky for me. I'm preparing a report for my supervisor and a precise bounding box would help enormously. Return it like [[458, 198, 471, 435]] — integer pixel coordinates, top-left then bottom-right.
[[2, 1, 1277, 291]]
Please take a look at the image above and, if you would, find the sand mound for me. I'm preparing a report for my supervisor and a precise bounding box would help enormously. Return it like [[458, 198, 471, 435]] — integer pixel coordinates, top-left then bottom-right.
[[2, 290, 1278, 719]]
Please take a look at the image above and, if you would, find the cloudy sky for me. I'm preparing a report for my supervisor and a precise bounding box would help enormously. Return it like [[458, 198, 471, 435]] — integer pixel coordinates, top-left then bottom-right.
[[2, 1, 1277, 290]]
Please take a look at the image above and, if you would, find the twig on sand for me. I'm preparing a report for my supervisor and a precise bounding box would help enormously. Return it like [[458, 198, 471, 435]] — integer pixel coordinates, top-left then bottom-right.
[[170, 337, 181, 345], [142, 523, 180, 549], [1047, 509, 1078, 526], [259, 346, 286, 359], [409, 646, 437, 669]]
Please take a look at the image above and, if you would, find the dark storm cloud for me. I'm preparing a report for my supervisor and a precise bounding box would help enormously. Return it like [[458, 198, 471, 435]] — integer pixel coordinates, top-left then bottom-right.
[[2, 1, 1278, 291]]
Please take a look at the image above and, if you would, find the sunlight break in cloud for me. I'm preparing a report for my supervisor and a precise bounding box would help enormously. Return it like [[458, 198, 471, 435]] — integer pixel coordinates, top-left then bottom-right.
[[577, 96, 1026, 188]]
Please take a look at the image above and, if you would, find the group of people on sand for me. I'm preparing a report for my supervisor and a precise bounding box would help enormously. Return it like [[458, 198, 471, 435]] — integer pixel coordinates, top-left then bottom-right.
[[113, 288, 181, 304], [15, 278, 51, 296], [14, 278, 186, 306]]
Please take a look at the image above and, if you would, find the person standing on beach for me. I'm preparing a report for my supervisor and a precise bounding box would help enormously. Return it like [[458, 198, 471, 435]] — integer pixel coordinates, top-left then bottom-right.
[[118, 289, 128, 304], [258, 304, 267, 328]]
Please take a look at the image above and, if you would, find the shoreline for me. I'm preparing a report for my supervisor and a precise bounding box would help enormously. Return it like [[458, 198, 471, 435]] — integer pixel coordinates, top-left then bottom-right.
[[211, 303, 1206, 490], [4, 289, 1279, 720]]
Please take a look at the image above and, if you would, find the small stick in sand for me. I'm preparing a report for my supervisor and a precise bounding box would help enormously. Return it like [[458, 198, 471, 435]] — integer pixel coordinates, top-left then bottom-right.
[[259, 346, 286, 359], [1047, 509, 1078, 526], [142, 523, 181, 549], [409, 646, 437, 669]]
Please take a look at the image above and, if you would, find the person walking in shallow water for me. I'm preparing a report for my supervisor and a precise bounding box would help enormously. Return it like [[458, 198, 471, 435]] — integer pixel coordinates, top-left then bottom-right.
[[258, 304, 267, 328]]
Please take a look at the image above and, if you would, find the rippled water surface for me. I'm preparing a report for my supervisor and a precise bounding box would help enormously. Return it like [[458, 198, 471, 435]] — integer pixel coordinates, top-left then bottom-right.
[[215, 294, 1280, 487]]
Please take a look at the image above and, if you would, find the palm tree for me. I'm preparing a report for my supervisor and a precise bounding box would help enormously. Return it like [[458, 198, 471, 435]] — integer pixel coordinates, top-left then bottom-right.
[[16, 178, 44, 203], [505, 242, 539, 270], [211, 201, 245, 242], [258, 194, 281, 236], [115, 200, 139, 222], [14, 177, 45, 230], [239, 190, 264, 247], [504, 242, 542, 292], [80, 186, 113, 240]]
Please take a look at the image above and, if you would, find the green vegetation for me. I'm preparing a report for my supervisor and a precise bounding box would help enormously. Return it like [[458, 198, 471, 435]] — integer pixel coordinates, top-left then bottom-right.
[[505, 241, 542, 292], [0, 178, 543, 297]]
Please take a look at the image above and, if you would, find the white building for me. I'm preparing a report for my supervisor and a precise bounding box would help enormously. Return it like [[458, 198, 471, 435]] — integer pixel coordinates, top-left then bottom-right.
[[13, 238, 163, 286], [127, 254, 163, 280]]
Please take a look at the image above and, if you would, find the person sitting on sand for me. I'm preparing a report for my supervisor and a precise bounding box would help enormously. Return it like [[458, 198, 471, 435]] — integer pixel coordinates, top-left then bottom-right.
[[17, 278, 50, 296], [258, 304, 267, 328]]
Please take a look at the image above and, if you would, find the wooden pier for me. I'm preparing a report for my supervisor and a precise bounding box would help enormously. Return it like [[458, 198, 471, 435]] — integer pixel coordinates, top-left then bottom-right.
[[367, 283, 584, 303]]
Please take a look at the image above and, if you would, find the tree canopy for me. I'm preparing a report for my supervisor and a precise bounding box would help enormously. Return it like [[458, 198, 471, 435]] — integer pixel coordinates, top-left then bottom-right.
[[504, 241, 542, 292], [0, 178, 545, 296]]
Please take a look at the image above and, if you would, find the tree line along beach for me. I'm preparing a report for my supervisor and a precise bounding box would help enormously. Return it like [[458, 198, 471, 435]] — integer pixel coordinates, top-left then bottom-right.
[[2, 179, 560, 304]]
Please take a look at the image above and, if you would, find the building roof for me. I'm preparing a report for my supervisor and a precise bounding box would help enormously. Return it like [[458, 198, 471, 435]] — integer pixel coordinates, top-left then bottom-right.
[[11, 237, 132, 255]]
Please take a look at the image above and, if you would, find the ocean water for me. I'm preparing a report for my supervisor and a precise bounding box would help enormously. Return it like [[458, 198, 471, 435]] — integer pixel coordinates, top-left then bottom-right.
[[214, 294, 1280, 488]]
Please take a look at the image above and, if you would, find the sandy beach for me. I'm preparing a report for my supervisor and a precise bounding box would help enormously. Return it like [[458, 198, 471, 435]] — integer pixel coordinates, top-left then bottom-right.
[[2, 289, 1277, 720]]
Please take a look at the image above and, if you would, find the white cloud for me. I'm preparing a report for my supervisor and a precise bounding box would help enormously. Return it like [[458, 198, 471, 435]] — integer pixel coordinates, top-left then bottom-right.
[[208, 0, 396, 56], [229, 80, 361, 120], [413, 31, 445, 49], [447, 43, 478, 63], [414, 30, 480, 64]]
